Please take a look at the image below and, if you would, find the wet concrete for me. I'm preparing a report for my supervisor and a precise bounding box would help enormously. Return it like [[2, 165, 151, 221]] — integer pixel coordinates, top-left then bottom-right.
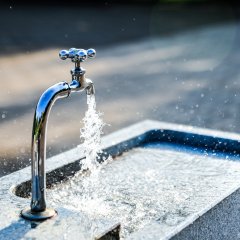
[[2, 120, 240, 239]]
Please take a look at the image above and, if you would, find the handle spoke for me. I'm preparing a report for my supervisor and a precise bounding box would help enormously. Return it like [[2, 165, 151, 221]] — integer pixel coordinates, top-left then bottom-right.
[[59, 48, 96, 62]]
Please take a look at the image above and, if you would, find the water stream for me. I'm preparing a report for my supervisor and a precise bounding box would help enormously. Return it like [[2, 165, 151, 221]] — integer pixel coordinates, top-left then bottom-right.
[[76, 93, 110, 219], [79, 94, 106, 172]]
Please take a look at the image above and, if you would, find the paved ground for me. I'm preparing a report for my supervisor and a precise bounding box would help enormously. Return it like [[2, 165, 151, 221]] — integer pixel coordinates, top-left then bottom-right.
[[0, 3, 240, 176]]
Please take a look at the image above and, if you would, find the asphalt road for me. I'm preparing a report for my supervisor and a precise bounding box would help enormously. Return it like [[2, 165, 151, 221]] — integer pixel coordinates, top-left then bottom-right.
[[0, 3, 240, 176]]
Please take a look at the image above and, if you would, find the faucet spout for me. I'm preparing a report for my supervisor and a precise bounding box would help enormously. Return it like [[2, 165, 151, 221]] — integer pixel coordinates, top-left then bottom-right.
[[85, 79, 95, 95], [69, 78, 95, 95], [21, 47, 96, 221]]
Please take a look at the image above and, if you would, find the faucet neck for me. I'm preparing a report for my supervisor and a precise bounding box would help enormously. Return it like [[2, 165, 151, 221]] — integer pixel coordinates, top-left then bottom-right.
[[71, 63, 86, 85], [21, 47, 96, 221], [30, 82, 70, 213]]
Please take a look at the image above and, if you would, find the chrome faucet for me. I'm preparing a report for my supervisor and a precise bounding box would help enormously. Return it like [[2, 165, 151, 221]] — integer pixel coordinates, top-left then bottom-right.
[[21, 48, 96, 221]]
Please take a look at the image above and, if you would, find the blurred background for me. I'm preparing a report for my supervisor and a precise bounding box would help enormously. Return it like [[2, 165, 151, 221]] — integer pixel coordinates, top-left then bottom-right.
[[0, 0, 240, 176]]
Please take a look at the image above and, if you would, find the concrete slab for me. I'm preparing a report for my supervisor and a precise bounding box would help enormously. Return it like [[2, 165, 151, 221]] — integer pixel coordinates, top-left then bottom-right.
[[1, 120, 240, 239]]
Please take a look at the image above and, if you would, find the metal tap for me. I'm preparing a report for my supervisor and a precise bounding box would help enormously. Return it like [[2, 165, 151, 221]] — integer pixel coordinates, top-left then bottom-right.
[[21, 48, 96, 221]]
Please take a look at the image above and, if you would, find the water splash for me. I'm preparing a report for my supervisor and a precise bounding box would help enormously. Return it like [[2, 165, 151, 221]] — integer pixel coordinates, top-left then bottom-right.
[[49, 93, 114, 238], [77, 93, 112, 237], [80, 93, 105, 172], [49, 145, 240, 239]]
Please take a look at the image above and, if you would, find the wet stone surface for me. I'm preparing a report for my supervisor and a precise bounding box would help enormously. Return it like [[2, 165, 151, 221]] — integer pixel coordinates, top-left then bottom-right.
[[48, 143, 240, 239], [2, 120, 240, 239]]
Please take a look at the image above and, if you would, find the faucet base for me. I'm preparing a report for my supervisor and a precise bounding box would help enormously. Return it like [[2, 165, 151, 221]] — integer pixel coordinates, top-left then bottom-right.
[[21, 208, 57, 221]]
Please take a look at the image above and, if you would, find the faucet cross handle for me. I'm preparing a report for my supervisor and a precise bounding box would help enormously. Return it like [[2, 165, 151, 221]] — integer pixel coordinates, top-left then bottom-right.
[[59, 48, 96, 62]]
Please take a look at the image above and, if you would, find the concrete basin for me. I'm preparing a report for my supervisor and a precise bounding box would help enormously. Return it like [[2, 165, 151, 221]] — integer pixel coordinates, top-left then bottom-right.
[[1, 120, 240, 239]]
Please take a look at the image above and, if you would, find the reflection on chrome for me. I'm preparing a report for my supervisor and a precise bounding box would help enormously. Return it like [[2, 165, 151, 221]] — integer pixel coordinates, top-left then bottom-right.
[[21, 48, 96, 221]]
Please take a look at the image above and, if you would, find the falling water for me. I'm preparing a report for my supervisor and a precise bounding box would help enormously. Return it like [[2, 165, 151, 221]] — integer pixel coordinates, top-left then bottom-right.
[[77, 93, 114, 238], [80, 93, 106, 173]]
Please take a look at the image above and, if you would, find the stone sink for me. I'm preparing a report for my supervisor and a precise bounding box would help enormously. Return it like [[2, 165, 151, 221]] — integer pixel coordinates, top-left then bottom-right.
[[1, 120, 240, 239]]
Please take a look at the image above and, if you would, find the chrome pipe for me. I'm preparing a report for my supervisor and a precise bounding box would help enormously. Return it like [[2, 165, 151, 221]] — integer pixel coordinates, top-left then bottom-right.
[[21, 48, 96, 221], [31, 82, 70, 212]]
